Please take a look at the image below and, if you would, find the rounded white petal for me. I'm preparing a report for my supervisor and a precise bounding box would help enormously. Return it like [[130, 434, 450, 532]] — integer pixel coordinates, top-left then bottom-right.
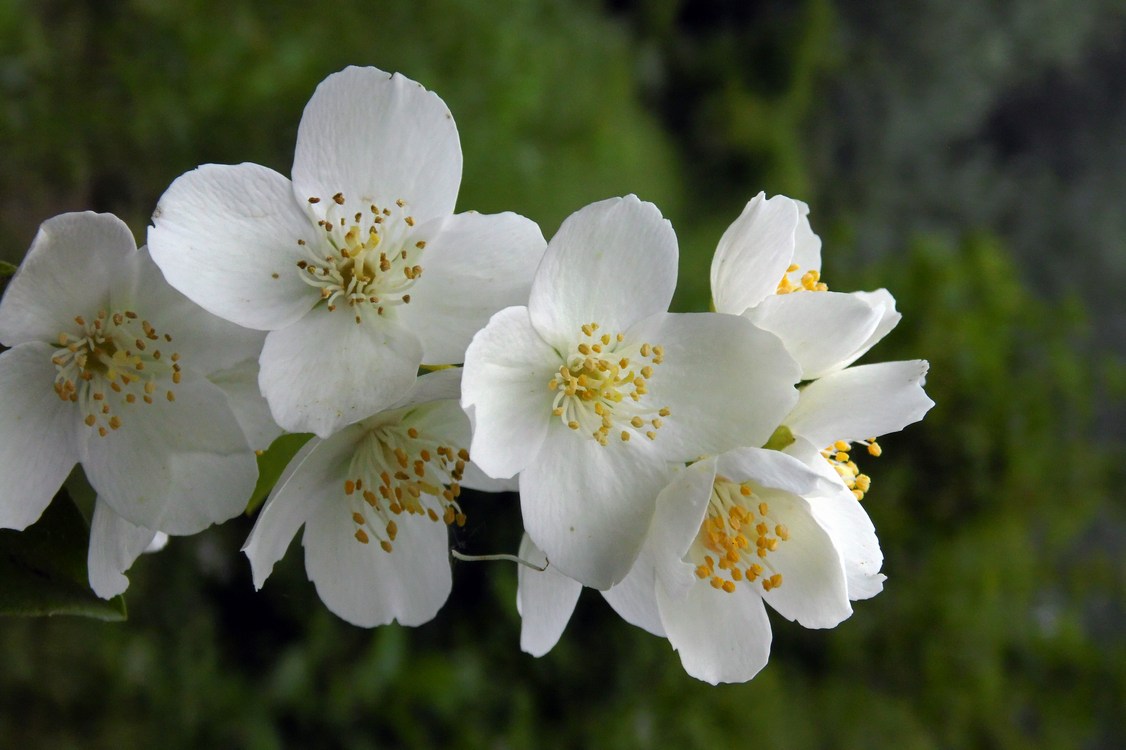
[[528, 196, 677, 350], [848, 288, 901, 362], [0, 343, 80, 530], [129, 246, 269, 377], [397, 211, 547, 365], [751, 486, 852, 629], [78, 372, 257, 534], [461, 306, 558, 479], [258, 310, 422, 438], [303, 499, 452, 627], [786, 438, 886, 600], [519, 428, 675, 589], [243, 434, 356, 589], [207, 358, 283, 452], [748, 292, 884, 380], [517, 533, 583, 656], [709, 193, 799, 315], [786, 360, 934, 448], [148, 163, 316, 331], [646, 459, 719, 601], [657, 580, 772, 685], [292, 67, 462, 225], [0, 212, 133, 347], [627, 312, 800, 460], [714, 446, 830, 500], [790, 199, 822, 275], [88, 499, 158, 599]]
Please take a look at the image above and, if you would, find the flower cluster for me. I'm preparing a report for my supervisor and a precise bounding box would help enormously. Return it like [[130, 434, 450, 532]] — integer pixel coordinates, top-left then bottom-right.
[[0, 66, 932, 683]]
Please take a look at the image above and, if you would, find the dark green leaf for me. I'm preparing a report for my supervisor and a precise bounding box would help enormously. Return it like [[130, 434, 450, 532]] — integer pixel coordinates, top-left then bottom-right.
[[0, 493, 126, 620]]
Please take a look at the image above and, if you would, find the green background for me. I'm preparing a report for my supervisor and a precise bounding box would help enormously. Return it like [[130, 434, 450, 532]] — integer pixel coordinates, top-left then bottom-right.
[[1, 1, 1123, 747]]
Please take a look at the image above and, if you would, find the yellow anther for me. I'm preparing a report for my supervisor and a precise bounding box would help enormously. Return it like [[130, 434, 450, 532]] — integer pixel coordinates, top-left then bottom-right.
[[354, 529, 370, 544]]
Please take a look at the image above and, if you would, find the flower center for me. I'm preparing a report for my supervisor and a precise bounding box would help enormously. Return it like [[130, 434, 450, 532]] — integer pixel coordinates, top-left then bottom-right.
[[297, 193, 426, 323], [692, 477, 789, 594], [547, 321, 669, 446], [776, 262, 828, 294], [51, 310, 181, 437], [822, 438, 880, 500], [343, 422, 468, 552]]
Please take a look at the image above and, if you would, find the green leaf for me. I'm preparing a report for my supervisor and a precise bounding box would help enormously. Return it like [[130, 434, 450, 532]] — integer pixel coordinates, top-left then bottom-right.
[[0, 493, 126, 620], [0, 260, 16, 277], [245, 432, 314, 515]]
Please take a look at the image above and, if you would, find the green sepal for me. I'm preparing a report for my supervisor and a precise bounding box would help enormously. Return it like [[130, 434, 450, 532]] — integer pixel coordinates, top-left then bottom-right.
[[245, 432, 314, 515], [0, 492, 126, 621], [763, 424, 796, 451]]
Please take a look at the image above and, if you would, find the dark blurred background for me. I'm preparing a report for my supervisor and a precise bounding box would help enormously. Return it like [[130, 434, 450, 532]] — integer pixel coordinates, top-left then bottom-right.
[[1, 1, 1123, 747]]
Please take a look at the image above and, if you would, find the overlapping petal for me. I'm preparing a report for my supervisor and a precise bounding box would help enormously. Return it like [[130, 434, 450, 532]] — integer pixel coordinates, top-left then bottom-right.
[[397, 211, 547, 365], [528, 196, 677, 351], [0, 343, 80, 530], [520, 429, 676, 589], [709, 193, 799, 315], [462, 306, 560, 479], [148, 163, 316, 331], [517, 534, 583, 656], [78, 372, 257, 534], [258, 310, 422, 437], [87, 499, 158, 599], [786, 360, 934, 447]]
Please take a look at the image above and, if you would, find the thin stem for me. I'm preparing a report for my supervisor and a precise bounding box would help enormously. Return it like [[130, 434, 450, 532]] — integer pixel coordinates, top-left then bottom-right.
[[450, 549, 548, 572]]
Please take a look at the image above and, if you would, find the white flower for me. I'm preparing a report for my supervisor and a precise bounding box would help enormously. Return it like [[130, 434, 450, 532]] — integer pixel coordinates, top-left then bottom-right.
[[463, 195, 801, 589], [148, 66, 546, 438], [243, 369, 492, 628], [518, 448, 864, 684], [710, 192, 901, 380], [0, 212, 266, 595], [710, 191, 933, 600]]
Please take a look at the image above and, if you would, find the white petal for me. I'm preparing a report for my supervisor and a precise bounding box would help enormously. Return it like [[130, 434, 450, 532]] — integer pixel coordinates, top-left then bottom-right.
[[129, 246, 270, 376], [78, 373, 257, 534], [657, 580, 772, 685], [304, 500, 452, 627], [748, 292, 883, 380], [848, 289, 901, 362], [790, 199, 822, 275], [604, 461, 716, 635], [714, 446, 830, 500], [786, 360, 934, 447], [519, 428, 675, 589], [258, 310, 422, 438], [243, 434, 355, 589], [786, 438, 885, 600], [292, 67, 461, 225], [517, 534, 583, 656], [87, 499, 158, 599], [528, 196, 676, 350], [709, 193, 798, 315], [148, 163, 317, 331], [751, 486, 852, 629], [461, 306, 558, 479], [397, 211, 547, 365], [646, 459, 718, 601], [207, 358, 283, 452], [627, 312, 800, 460], [0, 343, 80, 530], [0, 212, 133, 346]]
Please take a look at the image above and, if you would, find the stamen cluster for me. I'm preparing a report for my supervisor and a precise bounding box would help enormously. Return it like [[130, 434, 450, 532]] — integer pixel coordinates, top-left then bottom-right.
[[52, 310, 181, 437], [693, 478, 788, 594], [344, 422, 469, 553], [547, 322, 669, 446], [296, 193, 426, 323]]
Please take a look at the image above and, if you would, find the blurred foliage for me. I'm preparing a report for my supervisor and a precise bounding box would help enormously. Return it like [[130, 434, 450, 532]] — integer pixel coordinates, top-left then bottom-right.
[[1, 0, 1123, 748]]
